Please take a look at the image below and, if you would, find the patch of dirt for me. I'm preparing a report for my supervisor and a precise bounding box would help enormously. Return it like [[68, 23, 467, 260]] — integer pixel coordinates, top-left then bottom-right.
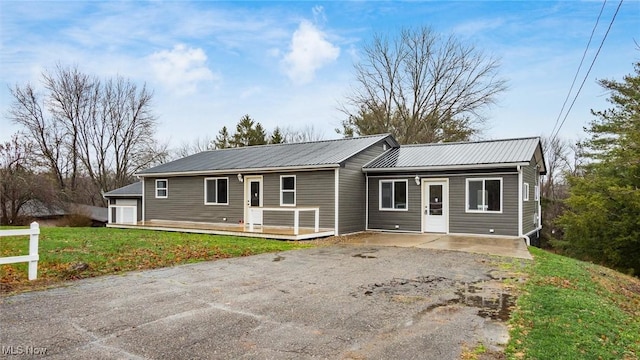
[[355, 273, 517, 322], [353, 276, 455, 298]]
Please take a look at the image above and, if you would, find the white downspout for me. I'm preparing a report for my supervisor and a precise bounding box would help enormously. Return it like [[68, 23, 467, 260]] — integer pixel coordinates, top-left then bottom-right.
[[141, 178, 145, 223], [334, 168, 339, 236], [365, 173, 369, 231], [517, 166, 528, 245]]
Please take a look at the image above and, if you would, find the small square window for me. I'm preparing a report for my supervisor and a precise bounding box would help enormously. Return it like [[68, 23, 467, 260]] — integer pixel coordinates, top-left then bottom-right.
[[379, 180, 408, 210], [466, 178, 502, 212]]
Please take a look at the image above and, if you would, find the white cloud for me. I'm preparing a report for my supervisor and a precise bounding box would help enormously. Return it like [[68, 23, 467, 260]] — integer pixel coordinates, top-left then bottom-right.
[[312, 5, 327, 25], [148, 44, 217, 95], [282, 20, 340, 85]]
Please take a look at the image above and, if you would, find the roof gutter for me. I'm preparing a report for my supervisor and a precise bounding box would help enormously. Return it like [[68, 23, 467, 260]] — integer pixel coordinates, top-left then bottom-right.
[[363, 162, 529, 173], [103, 193, 142, 198], [135, 163, 340, 178]]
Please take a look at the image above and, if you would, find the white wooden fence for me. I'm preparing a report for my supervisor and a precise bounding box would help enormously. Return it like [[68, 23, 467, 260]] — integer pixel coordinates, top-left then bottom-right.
[[0, 222, 40, 280]]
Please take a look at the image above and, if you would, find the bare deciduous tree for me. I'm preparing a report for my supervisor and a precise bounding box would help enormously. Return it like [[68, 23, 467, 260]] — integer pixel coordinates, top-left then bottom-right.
[[339, 26, 507, 144], [539, 134, 586, 244], [541, 135, 571, 200], [175, 136, 214, 158], [281, 124, 325, 143], [9, 83, 71, 193], [9, 64, 168, 206], [0, 135, 37, 224]]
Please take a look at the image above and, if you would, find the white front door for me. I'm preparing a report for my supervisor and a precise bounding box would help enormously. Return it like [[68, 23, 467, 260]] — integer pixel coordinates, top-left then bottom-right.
[[423, 180, 448, 233], [245, 177, 263, 225]]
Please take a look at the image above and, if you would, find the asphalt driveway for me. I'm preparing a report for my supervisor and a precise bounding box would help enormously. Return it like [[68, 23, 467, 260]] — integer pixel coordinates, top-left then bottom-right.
[[342, 232, 533, 260], [1, 245, 527, 359]]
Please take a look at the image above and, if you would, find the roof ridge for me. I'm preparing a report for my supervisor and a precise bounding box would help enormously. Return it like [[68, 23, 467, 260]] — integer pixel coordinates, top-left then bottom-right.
[[400, 136, 540, 148], [202, 133, 392, 152]]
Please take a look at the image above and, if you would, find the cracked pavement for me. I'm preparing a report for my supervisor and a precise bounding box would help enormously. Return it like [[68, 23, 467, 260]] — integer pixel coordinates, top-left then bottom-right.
[[1, 245, 525, 359]]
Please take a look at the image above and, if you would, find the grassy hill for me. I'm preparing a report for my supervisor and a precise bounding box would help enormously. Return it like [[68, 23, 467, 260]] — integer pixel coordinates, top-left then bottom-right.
[[507, 247, 640, 359]]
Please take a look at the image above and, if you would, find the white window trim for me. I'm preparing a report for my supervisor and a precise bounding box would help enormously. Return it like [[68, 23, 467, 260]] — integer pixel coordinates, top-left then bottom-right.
[[524, 182, 530, 201], [155, 179, 168, 199], [534, 184, 540, 201], [379, 179, 409, 211], [204, 177, 229, 205], [465, 177, 503, 214], [280, 175, 296, 207]]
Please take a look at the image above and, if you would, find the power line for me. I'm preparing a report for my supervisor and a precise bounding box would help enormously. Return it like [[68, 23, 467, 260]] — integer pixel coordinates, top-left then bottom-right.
[[550, 0, 624, 144], [549, 0, 607, 139]]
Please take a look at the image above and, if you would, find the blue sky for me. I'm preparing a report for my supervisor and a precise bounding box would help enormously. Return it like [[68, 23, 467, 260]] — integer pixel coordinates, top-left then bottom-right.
[[1, 1, 638, 149]]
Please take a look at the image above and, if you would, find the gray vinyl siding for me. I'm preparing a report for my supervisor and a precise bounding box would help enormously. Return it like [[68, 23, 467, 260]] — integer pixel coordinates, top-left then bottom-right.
[[367, 171, 520, 236], [449, 174, 519, 236], [144, 176, 244, 224], [522, 158, 539, 234], [338, 142, 390, 234], [144, 171, 335, 229], [261, 171, 335, 229], [367, 177, 422, 232]]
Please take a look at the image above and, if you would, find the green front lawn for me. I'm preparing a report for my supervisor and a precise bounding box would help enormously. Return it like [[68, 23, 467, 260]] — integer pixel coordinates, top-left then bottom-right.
[[507, 247, 640, 359], [1, 226, 313, 294]]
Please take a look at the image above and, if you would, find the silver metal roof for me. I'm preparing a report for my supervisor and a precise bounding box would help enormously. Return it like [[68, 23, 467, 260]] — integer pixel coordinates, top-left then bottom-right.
[[137, 134, 395, 176], [364, 137, 545, 172], [104, 181, 142, 197]]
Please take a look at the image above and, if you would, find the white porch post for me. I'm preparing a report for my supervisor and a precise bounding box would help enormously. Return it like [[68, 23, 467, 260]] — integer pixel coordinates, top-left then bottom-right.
[[314, 209, 319, 233]]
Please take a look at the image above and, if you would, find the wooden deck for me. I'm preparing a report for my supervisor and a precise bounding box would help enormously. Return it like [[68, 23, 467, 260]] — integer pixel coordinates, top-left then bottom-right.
[[106, 219, 335, 240]]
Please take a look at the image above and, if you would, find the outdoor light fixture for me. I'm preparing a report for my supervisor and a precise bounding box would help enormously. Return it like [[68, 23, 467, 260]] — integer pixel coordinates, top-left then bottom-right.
[[414, 175, 420, 185], [237, 173, 244, 182]]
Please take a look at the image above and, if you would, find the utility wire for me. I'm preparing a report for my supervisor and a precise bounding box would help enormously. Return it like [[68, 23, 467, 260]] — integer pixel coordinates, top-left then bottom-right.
[[549, 0, 607, 139], [550, 0, 624, 144]]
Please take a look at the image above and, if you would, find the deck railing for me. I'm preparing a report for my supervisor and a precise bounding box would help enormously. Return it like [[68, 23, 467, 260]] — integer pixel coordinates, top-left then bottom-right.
[[248, 207, 319, 235]]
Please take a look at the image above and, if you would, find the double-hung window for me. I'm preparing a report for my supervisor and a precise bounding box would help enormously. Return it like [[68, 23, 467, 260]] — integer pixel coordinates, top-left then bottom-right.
[[467, 178, 502, 212], [379, 180, 408, 210], [280, 175, 296, 206], [155, 179, 168, 198], [204, 177, 229, 205]]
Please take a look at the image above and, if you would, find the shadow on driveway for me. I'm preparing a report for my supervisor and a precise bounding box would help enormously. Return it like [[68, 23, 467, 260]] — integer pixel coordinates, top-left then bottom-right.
[[1, 246, 529, 359]]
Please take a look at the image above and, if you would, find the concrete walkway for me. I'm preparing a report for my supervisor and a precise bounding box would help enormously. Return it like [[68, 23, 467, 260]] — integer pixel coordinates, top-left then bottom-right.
[[341, 232, 533, 260]]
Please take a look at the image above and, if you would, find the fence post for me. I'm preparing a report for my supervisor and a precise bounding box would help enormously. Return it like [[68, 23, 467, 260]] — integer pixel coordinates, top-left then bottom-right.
[[28, 222, 40, 280]]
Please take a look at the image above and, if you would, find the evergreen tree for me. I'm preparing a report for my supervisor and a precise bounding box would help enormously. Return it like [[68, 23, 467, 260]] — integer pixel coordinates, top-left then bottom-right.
[[214, 126, 231, 149], [253, 123, 268, 146], [231, 115, 256, 147], [557, 61, 640, 275], [270, 127, 285, 144], [230, 114, 267, 147]]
